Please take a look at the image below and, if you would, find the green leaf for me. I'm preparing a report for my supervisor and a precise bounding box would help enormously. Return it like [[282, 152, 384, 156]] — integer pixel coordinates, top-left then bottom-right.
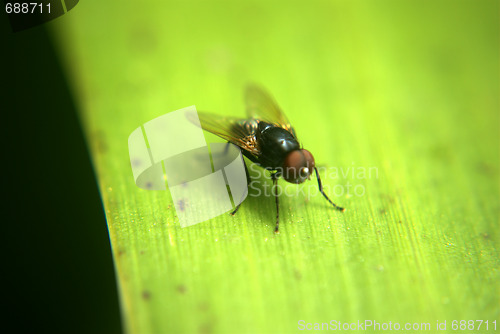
[[52, 1, 499, 332]]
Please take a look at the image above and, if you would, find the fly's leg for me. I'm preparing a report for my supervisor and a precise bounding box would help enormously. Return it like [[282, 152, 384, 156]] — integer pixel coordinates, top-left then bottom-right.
[[230, 204, 242, 216], [230, 200, 243, 216], [314, 167, 345, 212], [272, 173, 280, 233], [230, 161, 250, 216], [223, 141, 231, 155]]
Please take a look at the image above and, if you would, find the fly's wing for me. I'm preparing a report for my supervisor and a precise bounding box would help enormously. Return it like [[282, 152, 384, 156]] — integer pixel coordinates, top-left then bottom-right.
[[245, 84, 297, 139], [189, 110, 260, 156]]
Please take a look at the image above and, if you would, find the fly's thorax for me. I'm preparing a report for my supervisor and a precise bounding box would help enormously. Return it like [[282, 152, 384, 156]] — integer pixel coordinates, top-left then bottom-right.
[[257, 120, 274, 133], [256, 123, 300, 168]]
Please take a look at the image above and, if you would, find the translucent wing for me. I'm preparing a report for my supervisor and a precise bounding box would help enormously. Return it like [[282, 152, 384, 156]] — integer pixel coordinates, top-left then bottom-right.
[[245, 84, 297, 138], [190, 111, 260, 156]]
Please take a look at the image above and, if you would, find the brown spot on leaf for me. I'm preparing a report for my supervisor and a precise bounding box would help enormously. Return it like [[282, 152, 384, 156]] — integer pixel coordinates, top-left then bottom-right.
[[294, 269, 302, 280], [430, 145, 453, 162], [142, 290, 151, 300], [93, 131, 108, 154], [198, 302, 209, 312], [198, 323, 213, 334], [177, 284, 187, 294], [380, 194, 395, 204], [178, 199, 186, 211], [477, 162, 496, 177], [129, 25, 157, 54]]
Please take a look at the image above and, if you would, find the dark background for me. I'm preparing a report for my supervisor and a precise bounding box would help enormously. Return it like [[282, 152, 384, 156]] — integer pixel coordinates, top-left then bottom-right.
[[2, 10, 121, 334]]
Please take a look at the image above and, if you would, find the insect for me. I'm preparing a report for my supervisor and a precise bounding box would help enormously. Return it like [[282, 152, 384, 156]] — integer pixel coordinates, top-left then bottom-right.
[[196, 84, 345, 233]]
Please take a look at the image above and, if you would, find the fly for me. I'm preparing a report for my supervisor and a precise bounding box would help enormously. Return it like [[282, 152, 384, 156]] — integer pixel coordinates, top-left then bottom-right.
[[195, 84, 345, 233]]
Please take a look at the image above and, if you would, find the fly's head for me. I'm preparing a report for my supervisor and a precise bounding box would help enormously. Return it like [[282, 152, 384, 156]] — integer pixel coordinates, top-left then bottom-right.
[[282, 149, 315, 184]]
